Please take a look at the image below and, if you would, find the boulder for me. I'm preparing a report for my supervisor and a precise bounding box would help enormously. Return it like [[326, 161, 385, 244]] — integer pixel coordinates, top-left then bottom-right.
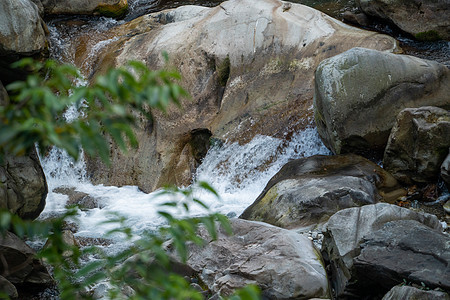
[[0, 0, 47, 55], [0, 231, 53, 292], [240, 154, 405, 229], [382, 285, 450, 300], [186, 219, 330, 299], [441, 150, 450, 188], [0, 275, 18, 299], [383, 106, 450, 184], [0, 82, 48, 220], [40, 0, 128, 17], [314, 47, 450, 155], [357, 0, 450, 41], [354, 220, 450, 293], [83, 0, 398, 193], [53, 187, 102, 210], [321, 203, 443, 299]]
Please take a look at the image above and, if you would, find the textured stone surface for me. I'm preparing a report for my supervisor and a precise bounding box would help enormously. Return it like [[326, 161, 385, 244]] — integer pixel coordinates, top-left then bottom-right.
[[83, 0, 398, 192], [354, 220, 450, 294], [0, 0, 47, 55], [314, 47, 450, 155], [357, 0, 450, 41], [383, 106, 450, 184], [321, 203, 442, 299], [186, 219, 330, 299], [41, 0, 128, 17], [240, 154, 405, 229], [382, 285, 450, 300], [0, 275, 18, 298]]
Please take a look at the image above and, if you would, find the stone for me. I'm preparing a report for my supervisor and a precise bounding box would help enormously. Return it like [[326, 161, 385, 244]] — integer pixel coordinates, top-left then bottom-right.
[[0, 0, 47, 56], [186, 219, 330, 299], [0, 275, 18, 298], [240, 154, 405, 229], [53, 187, 102, 210], [321, 203, 442, 299], [382, 285, 450, 300], [314, 47, 450, 155], [442, 150, 450, 188], [83, 0, 398, 193], [383, 106, 450, 184], [353, 220, 450, 294], [0, 231, 53, 288], [357, 0, 450, 41], [0, 82, 47, 220], [342, 11, 370, 27], [41, 0, 128, 17]]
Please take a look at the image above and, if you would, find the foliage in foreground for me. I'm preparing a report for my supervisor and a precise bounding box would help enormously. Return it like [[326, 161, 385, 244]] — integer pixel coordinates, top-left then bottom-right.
[[0, 59, 260, 299]]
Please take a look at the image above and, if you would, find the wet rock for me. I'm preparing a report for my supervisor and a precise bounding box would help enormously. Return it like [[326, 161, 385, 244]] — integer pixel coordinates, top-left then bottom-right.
[[382, 285, 450, 300], [321, 203, 442, 299], [383, 107, 450, 185], [357, 0, 450, 41], [0, 0, 47, 56], [354, 220, 450, 294], [240, 154, 405, 229], [0, 231, 53, 295], [186, 219, 330, 299], [40, 0, 128, 17], [53, 187, 102, 210], [314, 47, 450, 155], [84, 0, 398, 193], [442, 151, 450, 188], [342, 11, 370, 27]]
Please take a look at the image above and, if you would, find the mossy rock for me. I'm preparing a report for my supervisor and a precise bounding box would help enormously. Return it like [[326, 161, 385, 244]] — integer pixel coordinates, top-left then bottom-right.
[[415, 30, 442, 42], [95, 0, 128, 18]]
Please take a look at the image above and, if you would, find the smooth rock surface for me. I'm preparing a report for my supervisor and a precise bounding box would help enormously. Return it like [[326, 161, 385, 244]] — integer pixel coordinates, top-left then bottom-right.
[[240, 154, 405, 229], [314, 47, 450, 155], [357, 0, 450, 41], [321, 203, 442, 299], [0, 231, 53, 288], [84, 0, 398, 192], [0, 0, 47, 55], [382, 285, 450, 300], [186, 219, 330, 299], [354, 220, 450, 293], [41, 0, 128, 17], [383, 106, 450, 184]]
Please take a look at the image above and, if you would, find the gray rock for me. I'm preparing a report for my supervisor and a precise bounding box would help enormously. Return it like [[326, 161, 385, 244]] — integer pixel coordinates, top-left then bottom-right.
[[0, 0, 47, 55], [314, 47, 450, 155], [382, 285, 450, 300], [357, 0, 450, 41], [383, 106, 450, 184], [41, 0, 128, 17], [187, 219, 330, 299], [442, 150, 450, 188], [321, 203, 442, 299], [53, 187, 102, 210], [353, 220, 450, 293], [241, 154, 405, 229], [83, 0, 398, 193], [0, 231, 53, 287]]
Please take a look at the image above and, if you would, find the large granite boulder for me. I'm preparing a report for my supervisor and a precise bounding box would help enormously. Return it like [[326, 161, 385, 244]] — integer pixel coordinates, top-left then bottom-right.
[[321, 203, 444, 299], [357, 0, 450, 41], [0, 82, 48, 220], [382, 285, 450, 300], [383, 106, 450, 184], [40, 0, 128, 17], [240, 154, 405, 229], [82, 0, 398, 193], [186, 218, 330, 299], [314, 47, 450, 155], [0, 231, 53, 296]]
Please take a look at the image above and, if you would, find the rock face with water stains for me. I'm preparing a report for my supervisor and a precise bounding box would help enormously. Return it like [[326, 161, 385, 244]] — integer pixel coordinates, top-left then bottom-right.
[[186, 218, 330, 299], [0, 231, 53, 297], [321, 203, 445, 299], [84, 0, 398, 193], [41, 0, 128, 17], [0, 82, 48, 220], [314, 47, 450, 155], [383, 106, 450, 185], [240, 154, 405, 229], [357, 0, 450, 41]]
